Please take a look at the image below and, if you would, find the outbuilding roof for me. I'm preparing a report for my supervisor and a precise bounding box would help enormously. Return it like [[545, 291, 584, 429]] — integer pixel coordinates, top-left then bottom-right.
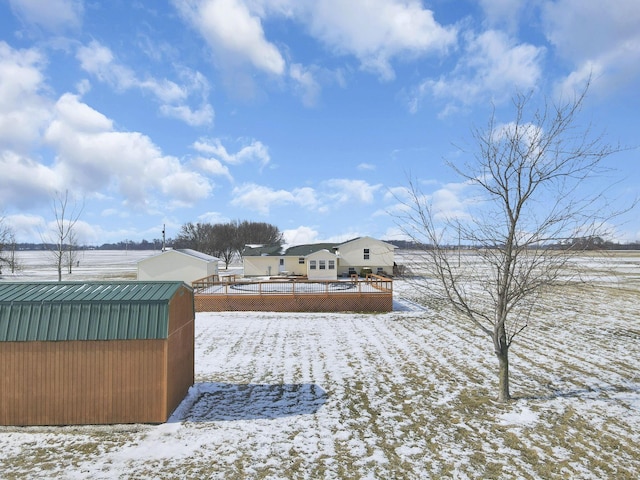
[[0, 281, 189, 342], [175, 248, 219, 261]]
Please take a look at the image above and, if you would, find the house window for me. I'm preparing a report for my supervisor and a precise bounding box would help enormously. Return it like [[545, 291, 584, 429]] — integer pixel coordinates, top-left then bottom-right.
[[364, 248, 370, 260], [298, 257, 305, 264], [310, 260, 317, 270], [329, 260, 335, 270], [319, 260, 326, 269]]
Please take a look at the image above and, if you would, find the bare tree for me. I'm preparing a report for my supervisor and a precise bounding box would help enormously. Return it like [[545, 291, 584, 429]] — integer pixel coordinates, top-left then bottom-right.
[[0, 213, 13, 275], [211, 222, 237, 269], [235, 220, 284, 257], [176, 220, 284, 265], [398, 88, 627, 402], [44, 190, 84, 282], [174, 222, 216, 255], [66, 229, 80, 274]]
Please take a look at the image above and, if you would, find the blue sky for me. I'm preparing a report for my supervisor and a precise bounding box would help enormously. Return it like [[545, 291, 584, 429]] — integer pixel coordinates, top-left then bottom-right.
[[1, 0, 639, 246]]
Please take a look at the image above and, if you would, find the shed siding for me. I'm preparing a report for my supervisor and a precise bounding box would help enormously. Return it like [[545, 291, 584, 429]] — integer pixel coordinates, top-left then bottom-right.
[[0, 339, 166, 426], [138, 251, 218, 285], [165, 285, 195, 417], [0, 281, 195, 426]]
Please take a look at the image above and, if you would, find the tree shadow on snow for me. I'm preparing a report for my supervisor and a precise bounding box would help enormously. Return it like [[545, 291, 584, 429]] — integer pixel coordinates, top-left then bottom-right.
[[169, 382, 327, 422], [515, 383, 640, 403]]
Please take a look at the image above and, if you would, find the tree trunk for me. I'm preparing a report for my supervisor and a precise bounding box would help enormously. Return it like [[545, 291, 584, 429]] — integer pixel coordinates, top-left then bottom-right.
[[496, 340, 511, 402]]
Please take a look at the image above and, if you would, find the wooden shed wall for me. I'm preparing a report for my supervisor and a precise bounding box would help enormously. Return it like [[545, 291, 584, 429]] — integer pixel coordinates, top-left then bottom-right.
[[0, 339, 166, 426], [165, 285, 195, 417]]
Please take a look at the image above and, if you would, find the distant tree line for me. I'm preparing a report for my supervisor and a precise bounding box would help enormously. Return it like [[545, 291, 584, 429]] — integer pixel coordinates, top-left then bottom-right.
[[385, 237, 640, 251]]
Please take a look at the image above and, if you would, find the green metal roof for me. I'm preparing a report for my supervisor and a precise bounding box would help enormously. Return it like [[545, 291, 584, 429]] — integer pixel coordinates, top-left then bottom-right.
[[285, 243, 337, 256], [242, 244, 284, 256], [0, 281, 189, 342]]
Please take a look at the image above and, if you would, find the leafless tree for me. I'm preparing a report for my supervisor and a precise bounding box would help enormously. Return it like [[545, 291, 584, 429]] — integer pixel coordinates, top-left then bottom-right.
[[66, 229, 80, 274], [175, 220, 283, 266], [174, 222, 216, 255], [235, 220, 284, 257], [0, 212, 14, 275], [211, 222, 237, 269], [44, 190, 84, 282], [397, 87, 628, 402]]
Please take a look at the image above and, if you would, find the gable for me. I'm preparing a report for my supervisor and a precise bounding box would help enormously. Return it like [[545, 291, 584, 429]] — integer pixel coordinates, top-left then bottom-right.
[[337, 236, 396, 252], [306, 249, 337, 260]]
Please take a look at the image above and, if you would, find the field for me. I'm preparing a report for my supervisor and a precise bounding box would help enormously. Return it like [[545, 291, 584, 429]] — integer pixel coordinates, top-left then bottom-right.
[[1, 251, 640, 479]]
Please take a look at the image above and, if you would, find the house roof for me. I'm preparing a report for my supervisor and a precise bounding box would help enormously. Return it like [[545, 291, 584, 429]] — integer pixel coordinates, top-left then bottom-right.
[[284, 243, 337, 256], [0, 281, 188, 342], [242, 244, 284, 256], [174, 248, 219, 261], [139, 248, 219, 264], [242, 237, 397, 258], [334, 236, 397, 249]]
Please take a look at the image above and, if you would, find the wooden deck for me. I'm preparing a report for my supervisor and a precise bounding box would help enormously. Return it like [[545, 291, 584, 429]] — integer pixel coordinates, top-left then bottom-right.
[[192, 275, 393, 312]]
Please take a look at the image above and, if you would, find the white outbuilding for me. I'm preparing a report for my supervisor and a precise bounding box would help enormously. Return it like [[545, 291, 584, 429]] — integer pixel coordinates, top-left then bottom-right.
[[137, 249, 219, 285]]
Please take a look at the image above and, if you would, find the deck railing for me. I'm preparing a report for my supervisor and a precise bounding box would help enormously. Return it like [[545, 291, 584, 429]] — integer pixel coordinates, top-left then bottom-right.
[[192, 274, 392, 296]]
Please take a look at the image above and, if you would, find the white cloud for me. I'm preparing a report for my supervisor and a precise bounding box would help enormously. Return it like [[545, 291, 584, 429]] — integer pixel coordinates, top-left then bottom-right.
[[44, 93, 211, 208], [283, 226, 320, 246], [478, 0, 526, 31], [322, 179, 382, 204], [0, 151, 61, 208], [230, 183, 318, 215], [193, 156, 233, 180], [76, 41, 214, 126], [430, 182, 473, 221], [542, 0, 640, 97], [230, 178, 382, 216], [174, 0, 456, 101], [298, 0, 457, 80], [161, 170, 213, 207], [412, 29, 544, 113], [357, 163, 376, 171], [192, 138, 270, 168], [9, 0, 83, 31], [160, 103, 215, 127], [174, 0, 285, 75], [197, 211, 231, 224], [289, 63, 321, 107], [0, 42, 52, 151], [5, 213, 45, 240]]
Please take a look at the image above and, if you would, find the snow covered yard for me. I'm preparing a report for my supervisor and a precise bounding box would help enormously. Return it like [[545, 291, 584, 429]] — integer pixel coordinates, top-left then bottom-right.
[[1, 253, 640, 479]]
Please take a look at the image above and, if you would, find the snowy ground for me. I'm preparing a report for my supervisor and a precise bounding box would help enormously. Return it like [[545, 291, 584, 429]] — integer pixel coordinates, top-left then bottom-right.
[[0, 249, 158, 282], [1, 251, 640, 479]]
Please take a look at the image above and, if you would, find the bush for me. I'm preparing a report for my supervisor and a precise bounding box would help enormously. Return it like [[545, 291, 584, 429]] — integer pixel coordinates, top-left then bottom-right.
[[360, 268, 373, 277]]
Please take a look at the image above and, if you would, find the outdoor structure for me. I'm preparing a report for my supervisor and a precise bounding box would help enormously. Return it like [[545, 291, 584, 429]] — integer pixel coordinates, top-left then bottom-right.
[[0, 281, 194, 426], [242, 237, 396, 279], [137, 249, 219, 285], [192, 275, 393, 313]]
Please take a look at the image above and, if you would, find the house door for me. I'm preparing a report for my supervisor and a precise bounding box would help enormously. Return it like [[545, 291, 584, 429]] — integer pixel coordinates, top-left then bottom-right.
[[279, 258, 285, 273]]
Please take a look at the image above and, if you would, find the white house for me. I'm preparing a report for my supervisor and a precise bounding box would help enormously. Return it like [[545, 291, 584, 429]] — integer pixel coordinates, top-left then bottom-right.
[[137, 249, 219, 285], [333, 236, 396, 277], [242, 237, 395, 280], [305, 249, 338, 280]]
